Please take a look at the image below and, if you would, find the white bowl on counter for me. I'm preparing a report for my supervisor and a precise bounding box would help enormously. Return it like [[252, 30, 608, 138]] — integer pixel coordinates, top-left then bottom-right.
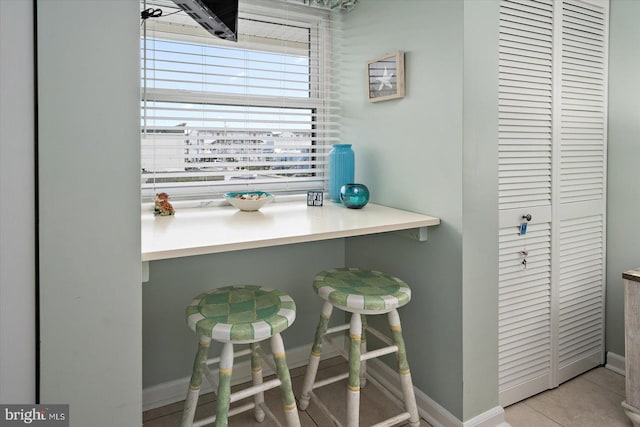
[[224, 191, 274, 211]]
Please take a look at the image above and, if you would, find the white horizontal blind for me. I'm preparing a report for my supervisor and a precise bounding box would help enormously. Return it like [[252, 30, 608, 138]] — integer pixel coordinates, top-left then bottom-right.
[[141, 0, 339, 200], [498, 0, 554, 211]]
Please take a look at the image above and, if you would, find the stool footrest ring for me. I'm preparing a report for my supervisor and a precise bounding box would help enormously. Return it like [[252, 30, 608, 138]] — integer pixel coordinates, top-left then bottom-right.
[[312, 372, 350, 390], [370, 412, 411, 427], [306, 388, 411, 427], [230, 378, 282, 404], [192, 401, 284, 427], [360, 345, 398, 361], [325, 323, 351, 335], [363, 325, 394, 346], [320, 324, 398, 363], [192, 402, 255, 427], [205, 348, 252, 367]]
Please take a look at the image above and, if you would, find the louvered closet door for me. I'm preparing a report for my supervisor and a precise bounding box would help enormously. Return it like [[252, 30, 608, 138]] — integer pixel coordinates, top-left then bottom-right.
[[498, 0, 554, 406], [555, 0, 608, 384], [498, 0, 608, 407]]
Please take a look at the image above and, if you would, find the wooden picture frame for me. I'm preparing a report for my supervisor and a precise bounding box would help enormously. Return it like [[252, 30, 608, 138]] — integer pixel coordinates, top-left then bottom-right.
[[367, 51, 405, 102]]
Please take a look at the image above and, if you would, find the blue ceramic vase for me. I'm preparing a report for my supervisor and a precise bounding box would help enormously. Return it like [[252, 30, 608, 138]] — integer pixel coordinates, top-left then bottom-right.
[[340, 183, 369, 209], [328, 144, 355, 202]]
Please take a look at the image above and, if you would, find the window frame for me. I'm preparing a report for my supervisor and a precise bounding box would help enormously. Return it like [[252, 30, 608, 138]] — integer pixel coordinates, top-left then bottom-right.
[[140, 0, 334, 202]]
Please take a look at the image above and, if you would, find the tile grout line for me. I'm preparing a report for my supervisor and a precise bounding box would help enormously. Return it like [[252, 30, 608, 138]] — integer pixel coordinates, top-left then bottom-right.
[[519, 400, 565, 427], [579, 370, 627, 398], [511, 368, 629, 427]]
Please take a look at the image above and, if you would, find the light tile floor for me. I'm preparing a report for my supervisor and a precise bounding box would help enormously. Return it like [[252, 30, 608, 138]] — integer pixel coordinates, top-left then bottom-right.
[[143, 357, 631, 426], [143, 356, 430, 426], [505, 366, 632, 427]]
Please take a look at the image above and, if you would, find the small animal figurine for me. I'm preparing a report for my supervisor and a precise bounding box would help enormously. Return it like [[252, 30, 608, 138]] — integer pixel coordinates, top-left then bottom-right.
[[154, 192, 175, 216]]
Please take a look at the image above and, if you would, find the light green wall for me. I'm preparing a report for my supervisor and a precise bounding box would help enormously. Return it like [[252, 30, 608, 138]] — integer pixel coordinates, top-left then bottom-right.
[[37, 1, 142, 425], [339, 0, 465, 408], [137, 0, 639, 422], [23, 0, 639, 424], [461, 0, 499, 420], [0, 0, 36, 403], [339, 0, 500, 421], [142, 4, 497, 420], [143, 240, 344, 387], [606, 0, 640, 357]]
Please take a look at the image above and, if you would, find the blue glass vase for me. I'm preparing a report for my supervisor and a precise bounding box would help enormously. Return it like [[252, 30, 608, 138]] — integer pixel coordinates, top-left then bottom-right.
[[340, 183, 370, 209], [328, 144, 355, 202]]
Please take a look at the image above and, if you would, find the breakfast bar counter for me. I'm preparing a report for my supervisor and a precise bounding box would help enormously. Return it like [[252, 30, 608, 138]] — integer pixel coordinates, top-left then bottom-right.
[[142, 200, 440, 262]]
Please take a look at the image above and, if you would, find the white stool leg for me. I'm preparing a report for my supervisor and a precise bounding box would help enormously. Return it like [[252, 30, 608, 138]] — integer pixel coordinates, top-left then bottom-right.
[[388, 309, 419, 427], [181, 336, 211, 427], [250, 342, 265, 422], [299, 301, 333, 410], [347, 312, 362, 427], [215, 342, 234, 427], [271, 333, 301, 427]]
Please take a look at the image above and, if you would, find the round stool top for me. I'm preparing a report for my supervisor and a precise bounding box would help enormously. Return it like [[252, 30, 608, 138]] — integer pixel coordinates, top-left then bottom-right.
[[186, 285, 296, 343], [313, 268, 411, 314]]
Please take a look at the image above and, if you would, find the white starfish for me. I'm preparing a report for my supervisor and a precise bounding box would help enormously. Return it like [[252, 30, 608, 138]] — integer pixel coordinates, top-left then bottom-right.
[[375, 67, 394, 91]]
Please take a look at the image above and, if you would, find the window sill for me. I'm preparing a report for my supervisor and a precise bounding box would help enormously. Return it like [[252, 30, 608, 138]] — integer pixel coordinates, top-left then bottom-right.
[[141, 200, 440, 262]]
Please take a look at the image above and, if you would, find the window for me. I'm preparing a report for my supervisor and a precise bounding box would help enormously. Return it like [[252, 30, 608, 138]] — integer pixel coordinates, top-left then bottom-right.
[[140, 0, 336, 201]]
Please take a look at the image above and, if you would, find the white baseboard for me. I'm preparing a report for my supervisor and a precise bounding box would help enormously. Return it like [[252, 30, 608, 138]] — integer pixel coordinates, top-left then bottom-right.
[[143, 343, 338, 412], [366, 358, 509, 427], [462, 407, 511, 427], [606, 351, 626, 376]]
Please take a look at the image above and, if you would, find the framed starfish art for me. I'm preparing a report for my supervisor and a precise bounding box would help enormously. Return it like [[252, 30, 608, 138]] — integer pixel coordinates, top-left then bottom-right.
[[367, 50, 405, 102]]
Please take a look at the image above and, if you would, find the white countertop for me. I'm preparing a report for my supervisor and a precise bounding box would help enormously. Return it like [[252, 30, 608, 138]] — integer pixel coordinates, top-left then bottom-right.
[[141, 200, 440, 261]]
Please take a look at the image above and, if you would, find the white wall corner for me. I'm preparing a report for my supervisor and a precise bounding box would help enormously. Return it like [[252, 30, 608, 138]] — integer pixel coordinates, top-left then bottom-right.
[[606, 351, 626, 376], [366, 358, 510, 427]]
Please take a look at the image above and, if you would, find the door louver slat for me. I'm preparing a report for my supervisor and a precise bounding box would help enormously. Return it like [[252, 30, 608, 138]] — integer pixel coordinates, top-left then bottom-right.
[[556, 0, 607, 384], [498, 217, 552, 400], [560, 1, 607, 205], [499, 0, 553, 212], [558, 214, 605, 371]]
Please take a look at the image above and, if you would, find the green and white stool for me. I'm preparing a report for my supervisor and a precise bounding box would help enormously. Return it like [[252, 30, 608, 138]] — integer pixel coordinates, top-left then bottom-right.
[[299, 268, 420, 427], [180, 285, 301, 427]]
